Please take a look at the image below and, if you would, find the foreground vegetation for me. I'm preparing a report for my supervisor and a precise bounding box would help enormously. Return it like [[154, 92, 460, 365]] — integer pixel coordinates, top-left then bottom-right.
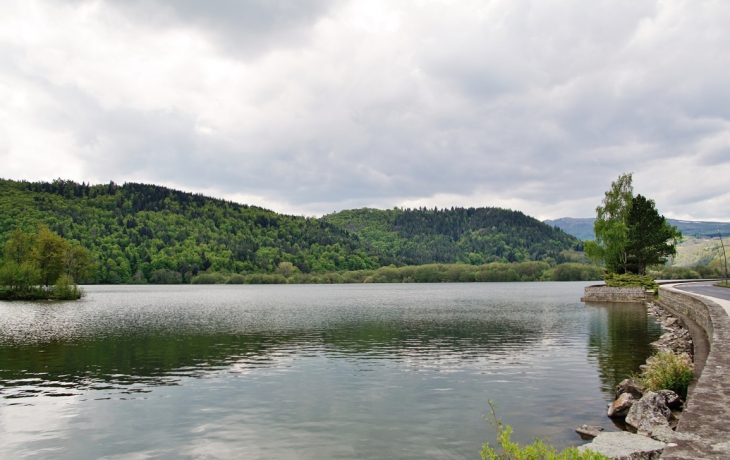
[[481, 402, 609, 460]]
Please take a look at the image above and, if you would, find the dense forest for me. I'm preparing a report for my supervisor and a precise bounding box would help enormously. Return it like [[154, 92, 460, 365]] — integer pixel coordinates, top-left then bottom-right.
[[322, 207, 583, 266], [0, 179, 591, 284], [0, 179, 386, 284]]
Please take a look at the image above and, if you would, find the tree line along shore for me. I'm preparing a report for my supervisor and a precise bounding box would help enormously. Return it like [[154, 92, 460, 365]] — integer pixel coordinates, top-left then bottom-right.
[[1, 177, 724, 297], [1, 178, 589, 288]]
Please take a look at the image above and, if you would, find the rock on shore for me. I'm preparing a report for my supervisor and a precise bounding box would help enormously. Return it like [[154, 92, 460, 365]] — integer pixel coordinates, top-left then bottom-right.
[[579, 432, 667, 460]]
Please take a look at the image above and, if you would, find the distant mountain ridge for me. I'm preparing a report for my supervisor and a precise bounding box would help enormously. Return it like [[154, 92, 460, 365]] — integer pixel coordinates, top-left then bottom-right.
[[545, 217, 730, 241]]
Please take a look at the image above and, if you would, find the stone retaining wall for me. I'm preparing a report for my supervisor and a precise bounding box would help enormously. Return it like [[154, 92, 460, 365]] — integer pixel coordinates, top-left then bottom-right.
[[657, 286, 730, 460], [581, 285, 652, 303]]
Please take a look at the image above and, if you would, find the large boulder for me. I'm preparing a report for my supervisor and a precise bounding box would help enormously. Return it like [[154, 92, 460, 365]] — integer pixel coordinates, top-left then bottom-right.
[[608, 392, 636, 418], [579, 431, 666, 460], [625, 391, 673, 437]]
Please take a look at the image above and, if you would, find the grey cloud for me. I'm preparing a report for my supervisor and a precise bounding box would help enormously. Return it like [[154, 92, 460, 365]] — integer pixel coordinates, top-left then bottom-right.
[[5, 0, 730, 220], [57, 0, 342, 59]]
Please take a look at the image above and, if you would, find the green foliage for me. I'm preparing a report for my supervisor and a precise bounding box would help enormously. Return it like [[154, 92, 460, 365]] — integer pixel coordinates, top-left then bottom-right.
[[149, 269, 182, 284], [226, 274, 246, 284], [53, 274, 82, 300], [603, 273, 658, 291], [0, 179, 601, 285], [550, 263, 605, 281], [692, 264, 721, 279], [585, 173, 634, 274], [193, 261, 602, 285], [587, 175, 680, 275], [625, 195, 681, 274], [34, 224, 68, 286], [0, 179, 385, 283], [648, 266, 701, 280], [638, 350, 693, 400], [480, 401, 609, 460], [191, 273, 228, 284], [323, 207, 582, 266], [0, 224, 92, 300]]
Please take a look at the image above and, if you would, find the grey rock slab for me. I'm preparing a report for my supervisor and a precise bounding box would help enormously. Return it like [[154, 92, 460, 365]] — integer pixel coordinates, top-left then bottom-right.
[[625, 391, 672, 435], [576, 424, 604, 440], [647, 425, 675, 443], [579, 432, 666, 460]]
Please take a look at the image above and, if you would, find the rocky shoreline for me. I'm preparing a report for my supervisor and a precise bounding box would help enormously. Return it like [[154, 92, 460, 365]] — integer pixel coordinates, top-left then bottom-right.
[[578, 301, 694, 459]]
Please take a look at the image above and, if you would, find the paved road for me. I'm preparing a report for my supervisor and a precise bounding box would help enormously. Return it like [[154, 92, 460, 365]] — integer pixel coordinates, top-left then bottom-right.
[[675, 281, 730, 301]]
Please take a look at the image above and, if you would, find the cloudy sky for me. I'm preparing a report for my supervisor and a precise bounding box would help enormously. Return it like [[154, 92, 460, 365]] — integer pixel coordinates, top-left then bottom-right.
[[1, 0, 729, 220]]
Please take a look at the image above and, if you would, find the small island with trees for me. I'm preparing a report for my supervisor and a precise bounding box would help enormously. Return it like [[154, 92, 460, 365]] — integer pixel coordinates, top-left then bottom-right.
[[0, 224, 93, 300]]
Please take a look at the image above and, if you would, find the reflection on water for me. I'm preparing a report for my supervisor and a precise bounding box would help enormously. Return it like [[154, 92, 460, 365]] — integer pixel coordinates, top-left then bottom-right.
[[0, 283, 660, 460], [586, 302, 663, 395]]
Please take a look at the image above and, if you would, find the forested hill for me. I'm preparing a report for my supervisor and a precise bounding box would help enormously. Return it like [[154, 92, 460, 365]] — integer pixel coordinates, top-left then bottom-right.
[[322, 207, 582, 266], [0, 179, 387, 283], [0, 179, 584, 283]]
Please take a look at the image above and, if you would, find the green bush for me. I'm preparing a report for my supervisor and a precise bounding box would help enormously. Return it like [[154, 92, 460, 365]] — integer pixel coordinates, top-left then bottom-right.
[[551, 263, 604, 281], [693, 265, 721, 279], [481, 401, 609, 460], [149, 269, 182, 284], [53, 274, 82, 300], [604, 273, 658, 291], [244, 274, 287, 284], [226, 274, 246, 284], [638, 350, 693, 399], [191, 273, 228, 284], [656, 266, 701, 280]]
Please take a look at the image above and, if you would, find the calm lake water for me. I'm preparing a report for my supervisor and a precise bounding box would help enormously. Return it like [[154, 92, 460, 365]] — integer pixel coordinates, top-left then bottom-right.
[[0, 283, 661, 460]]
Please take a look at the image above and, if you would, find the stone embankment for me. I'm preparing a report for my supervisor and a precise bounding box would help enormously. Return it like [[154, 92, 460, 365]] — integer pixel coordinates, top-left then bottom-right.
[[655, 285, 730, 460], [580, 283, 730, 459], [581, 286, 654, 303]]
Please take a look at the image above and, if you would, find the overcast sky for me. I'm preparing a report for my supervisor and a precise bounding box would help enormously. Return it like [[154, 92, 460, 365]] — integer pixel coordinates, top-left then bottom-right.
[[1, 0, 729, 220]]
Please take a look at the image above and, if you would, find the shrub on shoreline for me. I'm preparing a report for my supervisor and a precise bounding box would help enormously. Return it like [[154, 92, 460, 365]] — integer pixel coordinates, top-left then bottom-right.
[[604, 273, 658, 291], [638, 350, 693, 400], [186, 261, 604, 285], [481, 401, 609, 460]]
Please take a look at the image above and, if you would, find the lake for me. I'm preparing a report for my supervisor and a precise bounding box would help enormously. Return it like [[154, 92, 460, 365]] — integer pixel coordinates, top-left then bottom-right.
[[0, 282, 661, 459]]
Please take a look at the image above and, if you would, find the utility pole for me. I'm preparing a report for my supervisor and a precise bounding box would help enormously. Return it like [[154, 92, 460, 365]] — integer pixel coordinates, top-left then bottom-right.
[[719, 230, 729, 286]]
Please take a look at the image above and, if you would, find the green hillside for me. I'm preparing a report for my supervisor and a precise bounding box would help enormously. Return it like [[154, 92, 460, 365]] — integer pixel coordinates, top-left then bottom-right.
[[1, 179, 592, 285], [0, 179, 386, 283], [322, 207, 582, 266]]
